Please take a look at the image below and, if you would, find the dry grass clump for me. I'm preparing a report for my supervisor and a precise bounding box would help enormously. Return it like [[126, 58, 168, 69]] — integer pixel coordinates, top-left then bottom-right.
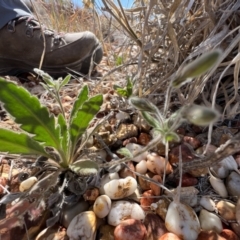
[[31, 0, 240, 121], [102, 0, 240, 121]]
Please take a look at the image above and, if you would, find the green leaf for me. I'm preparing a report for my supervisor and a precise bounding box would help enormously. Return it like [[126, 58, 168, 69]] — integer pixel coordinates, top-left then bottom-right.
[[172, 49, 222, 88], [70, 85, 89, 119], [57, 113, 68, 155], [113, 84, 122, 90], [0, 128, 48, 156], [164, 132, 180, 143], [116, 88, 128, 97], [70, 159, 99, 176], [59, 74, 71, 89], [117, 147, 133, 158], [34, 68, 55, 87], [115, 55, 123, 66], [0, 78, 61, 149], [70, 94, 103, 154], [126, 78, 133, 97], [142, 111, 161, 129]]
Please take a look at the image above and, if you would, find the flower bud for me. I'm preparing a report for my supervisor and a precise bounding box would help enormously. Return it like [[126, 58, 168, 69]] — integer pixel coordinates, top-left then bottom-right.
[[182, 104, 219, 126]]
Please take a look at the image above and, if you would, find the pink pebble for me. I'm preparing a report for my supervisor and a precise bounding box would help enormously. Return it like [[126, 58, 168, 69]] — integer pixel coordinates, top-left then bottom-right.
[[114, 219, 147, 240]]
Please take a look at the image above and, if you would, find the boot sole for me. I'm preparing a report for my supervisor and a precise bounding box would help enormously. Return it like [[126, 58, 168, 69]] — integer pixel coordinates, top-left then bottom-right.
[[0, 58, 83, 77]]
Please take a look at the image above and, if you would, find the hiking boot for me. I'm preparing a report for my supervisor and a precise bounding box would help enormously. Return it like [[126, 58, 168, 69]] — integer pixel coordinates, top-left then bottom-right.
[[0, 16, 103, 77]]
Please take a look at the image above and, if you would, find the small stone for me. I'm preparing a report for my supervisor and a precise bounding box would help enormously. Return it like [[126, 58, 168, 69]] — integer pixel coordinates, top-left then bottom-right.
[[220, 229, 239, 240], [158, 232, 182, 240], [147, 153, 172, 175], [199, 209, 223, 233], [230, 223, 240, 238], [176, 173, 198, 187], [114, 219, 146, 240], [119, 161, 136, 179], [149, 175, 162, 196], [0, 177, 7, 194], [116, 124, 138, 140], [176, 127, 186, 135], [123, 137, 138, 146], [60, 200, 89, 228], [188, 167, 209, 177], [217, 200, 236, 221], [137, 132, 151, 146], [151, 198, 171, 221], [19, 176, 38, 192], [235, 155, 240, 167], [197, 230, 225, 240], [135, 160, 148, 175], [125, 143, 148, 162], [83, 188, 99, 201], [98, 224, 115, 240], [99, 172, 119, 195], [226, 171, 240, 197], [93, 195, 111, 218], [67, 211, 97, 240], [155, 142, 166, 156], [36, 226, 68, 240], [183, 136, 201, 149], [169, 143, 194, 164], [144, 213, 167, 239], [108, 201, 145, 226], [140, 190, 156, 211], [138, 173, 152, 191], [103, 176, 137, 199], [132, 114, 151, 132]]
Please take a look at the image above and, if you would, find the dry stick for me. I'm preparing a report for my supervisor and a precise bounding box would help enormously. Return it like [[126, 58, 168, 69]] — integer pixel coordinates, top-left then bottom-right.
[[30, 0, 46, 70], [174, 133, 240, 177]]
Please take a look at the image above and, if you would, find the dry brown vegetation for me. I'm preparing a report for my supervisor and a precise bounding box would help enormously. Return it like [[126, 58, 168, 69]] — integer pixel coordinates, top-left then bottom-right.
[[0, 0, 240, 239]]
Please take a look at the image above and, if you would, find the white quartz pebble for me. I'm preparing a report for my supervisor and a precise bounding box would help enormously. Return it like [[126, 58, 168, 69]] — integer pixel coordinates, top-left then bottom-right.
[[103, 176, 137, 199], [93, 195, 111, 218], [108, 201, 145, 226], [125, 143, 148, 162], [67, 211, 97, 240], [147, 152, 172, 175], [19, 176, 38, 192], [99, 172, 119, 195], [135, 160, 148, 174]]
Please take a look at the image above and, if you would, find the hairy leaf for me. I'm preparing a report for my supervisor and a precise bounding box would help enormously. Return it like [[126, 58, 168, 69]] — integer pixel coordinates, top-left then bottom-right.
[[70, 85, 89, 119], [0, 78, 60, 149], [117, 147, 133, 158], [70, 159, 99, 176], [70, 94, 103, 154], [130, 96, 156, 112], [60, 74, 71, 89], [0, 128, 48, 156], [57, 114, 69, 155], [142, 111, 161, 129]]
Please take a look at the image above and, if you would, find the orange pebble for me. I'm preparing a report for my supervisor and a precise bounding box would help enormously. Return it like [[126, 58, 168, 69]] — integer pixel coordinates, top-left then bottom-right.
[[158, 232, 182, 240], [220, 229, 238, 240]]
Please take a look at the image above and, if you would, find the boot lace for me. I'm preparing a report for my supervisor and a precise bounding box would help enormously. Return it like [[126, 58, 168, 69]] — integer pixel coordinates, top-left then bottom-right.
[[7, 16, 66, 45]]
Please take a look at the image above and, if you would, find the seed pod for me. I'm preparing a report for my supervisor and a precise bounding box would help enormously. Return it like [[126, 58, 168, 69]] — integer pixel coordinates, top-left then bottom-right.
[[172, 49, 222, 88], [181, 104, 219, 127]]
